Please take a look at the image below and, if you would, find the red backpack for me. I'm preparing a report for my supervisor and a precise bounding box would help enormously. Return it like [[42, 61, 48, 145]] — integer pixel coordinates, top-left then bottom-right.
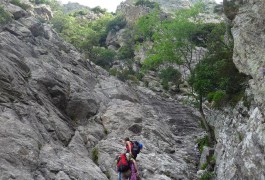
[[117, 154, 130, 172]]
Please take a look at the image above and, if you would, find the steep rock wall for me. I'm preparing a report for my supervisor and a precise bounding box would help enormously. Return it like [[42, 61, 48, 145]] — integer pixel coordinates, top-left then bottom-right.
[[211, 0, 265, 179]]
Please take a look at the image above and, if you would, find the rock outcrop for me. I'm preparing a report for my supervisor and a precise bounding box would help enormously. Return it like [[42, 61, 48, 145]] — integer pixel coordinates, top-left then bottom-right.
[[0, 2, 203, 179], [120, 0, 216, 13], [209, 0, 265, 179]]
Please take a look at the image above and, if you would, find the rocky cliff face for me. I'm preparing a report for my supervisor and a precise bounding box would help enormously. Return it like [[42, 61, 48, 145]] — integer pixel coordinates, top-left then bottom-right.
[[120, 0, 216, 13], [210, 0, 265, 179], [0, 1, 203, 179]]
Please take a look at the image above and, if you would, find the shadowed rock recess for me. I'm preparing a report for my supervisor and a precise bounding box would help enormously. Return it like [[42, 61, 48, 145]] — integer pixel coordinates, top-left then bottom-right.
[[0, 2, 202, 180]]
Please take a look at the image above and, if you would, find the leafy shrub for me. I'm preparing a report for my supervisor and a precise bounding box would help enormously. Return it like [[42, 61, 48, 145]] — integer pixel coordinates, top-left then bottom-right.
[[200, 171, 215, 180], [51, 12, 69, 33], [117, 45, 134, 60], [71, 9, 88, 16], [197, 135, 209, 153], [212, 90, 226, 107], [91, 47, 116, 69], [10, 0, 30, 10], [92, 148, 99, 165], [207, 92, 215, 102], [159, 66, 181, 90], [91, 6, 107, 14], [116, 69, 132, 82], [106, 15, 127, 32], [0, 6, 12, 25], [201, 162, 208, 170], [109, 67, 139, 83]]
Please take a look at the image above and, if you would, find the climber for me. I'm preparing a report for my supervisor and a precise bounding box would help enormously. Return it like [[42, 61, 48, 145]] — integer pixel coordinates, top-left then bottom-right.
[[123, 137, 143, 160], [129, 154, 140, 180], [123, 137, 133, 155], [116, 153, 130, 180], [116, 153, 140, 180]]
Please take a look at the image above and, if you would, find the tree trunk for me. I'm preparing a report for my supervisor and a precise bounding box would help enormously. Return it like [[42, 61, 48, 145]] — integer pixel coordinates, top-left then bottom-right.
[[199, 95, 216, 146]]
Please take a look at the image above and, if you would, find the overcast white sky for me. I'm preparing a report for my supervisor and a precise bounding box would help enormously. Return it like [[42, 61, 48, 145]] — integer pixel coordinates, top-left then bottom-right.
[[59, 0, 223, 12]]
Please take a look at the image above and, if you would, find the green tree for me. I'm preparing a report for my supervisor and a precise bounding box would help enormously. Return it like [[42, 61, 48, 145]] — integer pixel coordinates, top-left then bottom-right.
[[189, 22, 247, 142], [134, 9, 161, 42], [143, 3, 204, 70]]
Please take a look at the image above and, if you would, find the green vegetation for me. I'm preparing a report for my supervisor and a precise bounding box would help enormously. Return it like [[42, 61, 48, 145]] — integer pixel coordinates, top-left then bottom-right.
[[91, 47, 116, 69], [189, 22, 247, 109], [134, 10, 160, 41], [92, 148, 99, 165], [71, 9, 89, 16], [135, 0, 158, 9], [197, 135, 209, 154], [10, 0, 30, 10], [201, 162, 208, 170], [159, 66, 181, 91], [106, 15, 127, 33], [103, 127, 109, 135], [0, 6, 12, 25], [91, 6, 107, 14], [29, 0, 57, 5], [33, 0, 50, 4], [163, 171, 174, 178], [223, 1, 239, 20], [207, 90, 227, 108], [142, 3, 204, 69], [109, 67, 141, 84], [117, 44, 135, 60], [200, 172, 215, 180], [51, 10, 114, 58]]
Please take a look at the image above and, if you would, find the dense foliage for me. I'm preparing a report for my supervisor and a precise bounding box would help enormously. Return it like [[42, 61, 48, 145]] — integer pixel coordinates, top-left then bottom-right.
[[189, 22, 247, 107], [142, 3, 204, 69], [50, 5, 123, 72]]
